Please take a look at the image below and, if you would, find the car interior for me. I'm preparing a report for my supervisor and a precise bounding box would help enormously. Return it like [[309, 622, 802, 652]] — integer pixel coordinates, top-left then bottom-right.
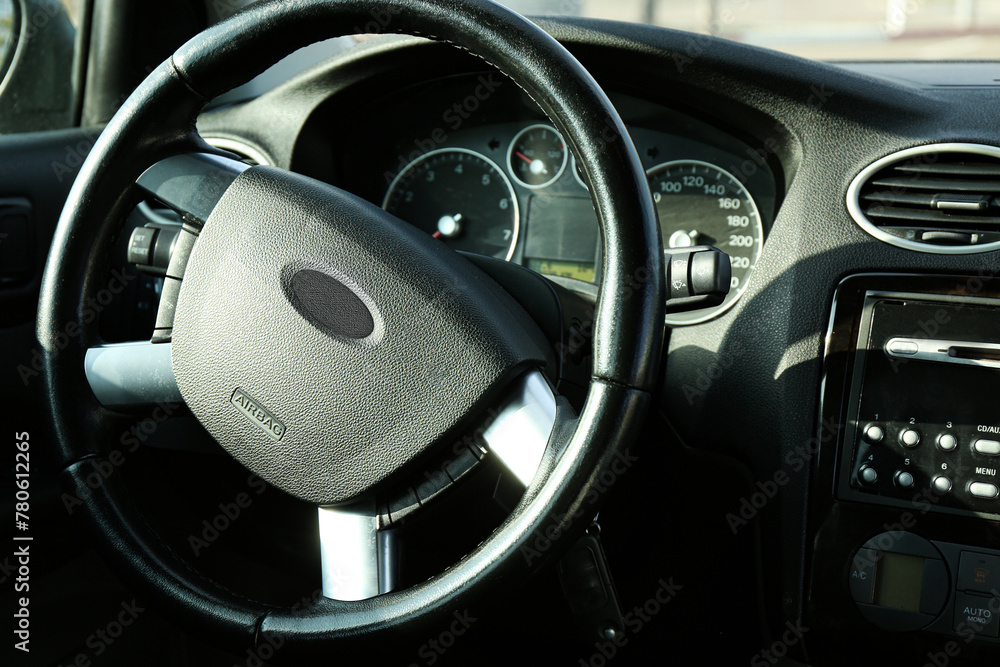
[[3, 0, 1000, 665]]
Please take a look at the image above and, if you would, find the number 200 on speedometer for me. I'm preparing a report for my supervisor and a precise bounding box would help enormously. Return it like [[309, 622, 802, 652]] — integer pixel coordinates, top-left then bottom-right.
[[647, 159, 764, 326]]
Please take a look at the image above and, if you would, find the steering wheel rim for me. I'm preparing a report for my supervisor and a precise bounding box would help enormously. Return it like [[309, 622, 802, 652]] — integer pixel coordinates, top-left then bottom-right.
[[39, 0, 664, 658]]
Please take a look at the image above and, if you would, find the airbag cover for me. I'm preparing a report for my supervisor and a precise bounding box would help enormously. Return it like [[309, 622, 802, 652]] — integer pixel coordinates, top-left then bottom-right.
[[171, 166, 546, 505]]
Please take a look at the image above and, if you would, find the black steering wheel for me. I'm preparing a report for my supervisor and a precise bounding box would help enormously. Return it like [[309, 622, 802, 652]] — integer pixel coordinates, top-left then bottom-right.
[[39, 0, 664, 659]]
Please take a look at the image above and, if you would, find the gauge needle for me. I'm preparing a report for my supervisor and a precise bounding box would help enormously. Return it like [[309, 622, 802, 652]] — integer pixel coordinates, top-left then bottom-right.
[[516, 151, 548, 175]]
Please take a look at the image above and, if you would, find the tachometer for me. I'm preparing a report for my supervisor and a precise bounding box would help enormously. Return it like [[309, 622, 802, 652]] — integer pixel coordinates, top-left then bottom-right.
[[383, 148, 519, 260], [647, 160, 763, 325]]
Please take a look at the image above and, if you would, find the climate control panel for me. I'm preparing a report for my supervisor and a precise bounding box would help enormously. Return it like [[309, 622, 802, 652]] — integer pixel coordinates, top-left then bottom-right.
[[849, 532, 1000, 642]]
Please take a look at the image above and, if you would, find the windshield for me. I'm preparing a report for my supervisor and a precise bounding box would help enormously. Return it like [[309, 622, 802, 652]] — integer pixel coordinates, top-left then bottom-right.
[[0, 0, 12, 71], [501, 0, 1000, 60]]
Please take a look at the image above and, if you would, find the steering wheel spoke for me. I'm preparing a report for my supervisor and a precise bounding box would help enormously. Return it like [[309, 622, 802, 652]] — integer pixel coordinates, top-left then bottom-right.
[[375, 369, 565, 531], [481, 370, 559, 488], [318, 500, 398, 601], [131, 152, 251, 343], [324, 370, 560, 601], [136, 152, 249, 226], [84, 341, 182, 406], [82, 153, 244, 406]]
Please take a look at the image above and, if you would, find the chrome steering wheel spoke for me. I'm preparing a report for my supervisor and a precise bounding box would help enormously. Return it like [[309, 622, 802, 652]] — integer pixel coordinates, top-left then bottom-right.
[[318, 500, 398, 601], [481, 370, 559, 488], [319, 369, 562, 601]]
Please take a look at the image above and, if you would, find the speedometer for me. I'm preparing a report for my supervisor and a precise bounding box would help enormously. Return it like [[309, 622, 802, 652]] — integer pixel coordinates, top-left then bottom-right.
[[383, 148, 519, 260], [647, 160, 764, 325]]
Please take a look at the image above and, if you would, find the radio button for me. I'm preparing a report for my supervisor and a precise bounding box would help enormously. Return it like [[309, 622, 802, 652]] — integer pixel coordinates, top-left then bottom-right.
[[969, 482, 999, 500], [858, 466, 878, 485], [974, 439, 1000, 456], [932, 476, 953, 494], [895, 471, 914, 488], [900, 429, 921, 447], [938, 434, 958, 451], [864, 425, 884, 443]]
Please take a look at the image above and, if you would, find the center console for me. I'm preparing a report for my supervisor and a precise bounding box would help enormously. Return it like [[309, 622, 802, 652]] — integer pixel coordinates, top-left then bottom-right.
[[807, 274, 1000, 665]]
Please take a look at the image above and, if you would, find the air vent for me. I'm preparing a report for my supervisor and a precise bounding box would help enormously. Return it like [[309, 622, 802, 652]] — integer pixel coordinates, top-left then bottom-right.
[[847, 143, 1000, 254], [201, 136, 272, 167]]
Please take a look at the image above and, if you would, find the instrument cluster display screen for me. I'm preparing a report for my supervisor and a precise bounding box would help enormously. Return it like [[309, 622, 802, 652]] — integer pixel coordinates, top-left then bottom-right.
[[524, 196, 599, 283]]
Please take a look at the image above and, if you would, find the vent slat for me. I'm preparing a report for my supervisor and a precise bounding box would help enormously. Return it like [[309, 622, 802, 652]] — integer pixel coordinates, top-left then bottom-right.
[[866, 205, 1000, 227], [868, 176, 1000, 192], [861, 190, 937, 207], [894, 163, 1000, 177]]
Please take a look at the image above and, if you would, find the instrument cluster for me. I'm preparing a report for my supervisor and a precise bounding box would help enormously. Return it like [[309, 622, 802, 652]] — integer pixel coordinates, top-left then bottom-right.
[[320, 81, 780, 326]]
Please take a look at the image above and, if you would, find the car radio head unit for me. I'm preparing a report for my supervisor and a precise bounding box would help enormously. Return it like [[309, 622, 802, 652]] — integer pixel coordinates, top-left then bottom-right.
[[838, 291, 1000, 520]]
